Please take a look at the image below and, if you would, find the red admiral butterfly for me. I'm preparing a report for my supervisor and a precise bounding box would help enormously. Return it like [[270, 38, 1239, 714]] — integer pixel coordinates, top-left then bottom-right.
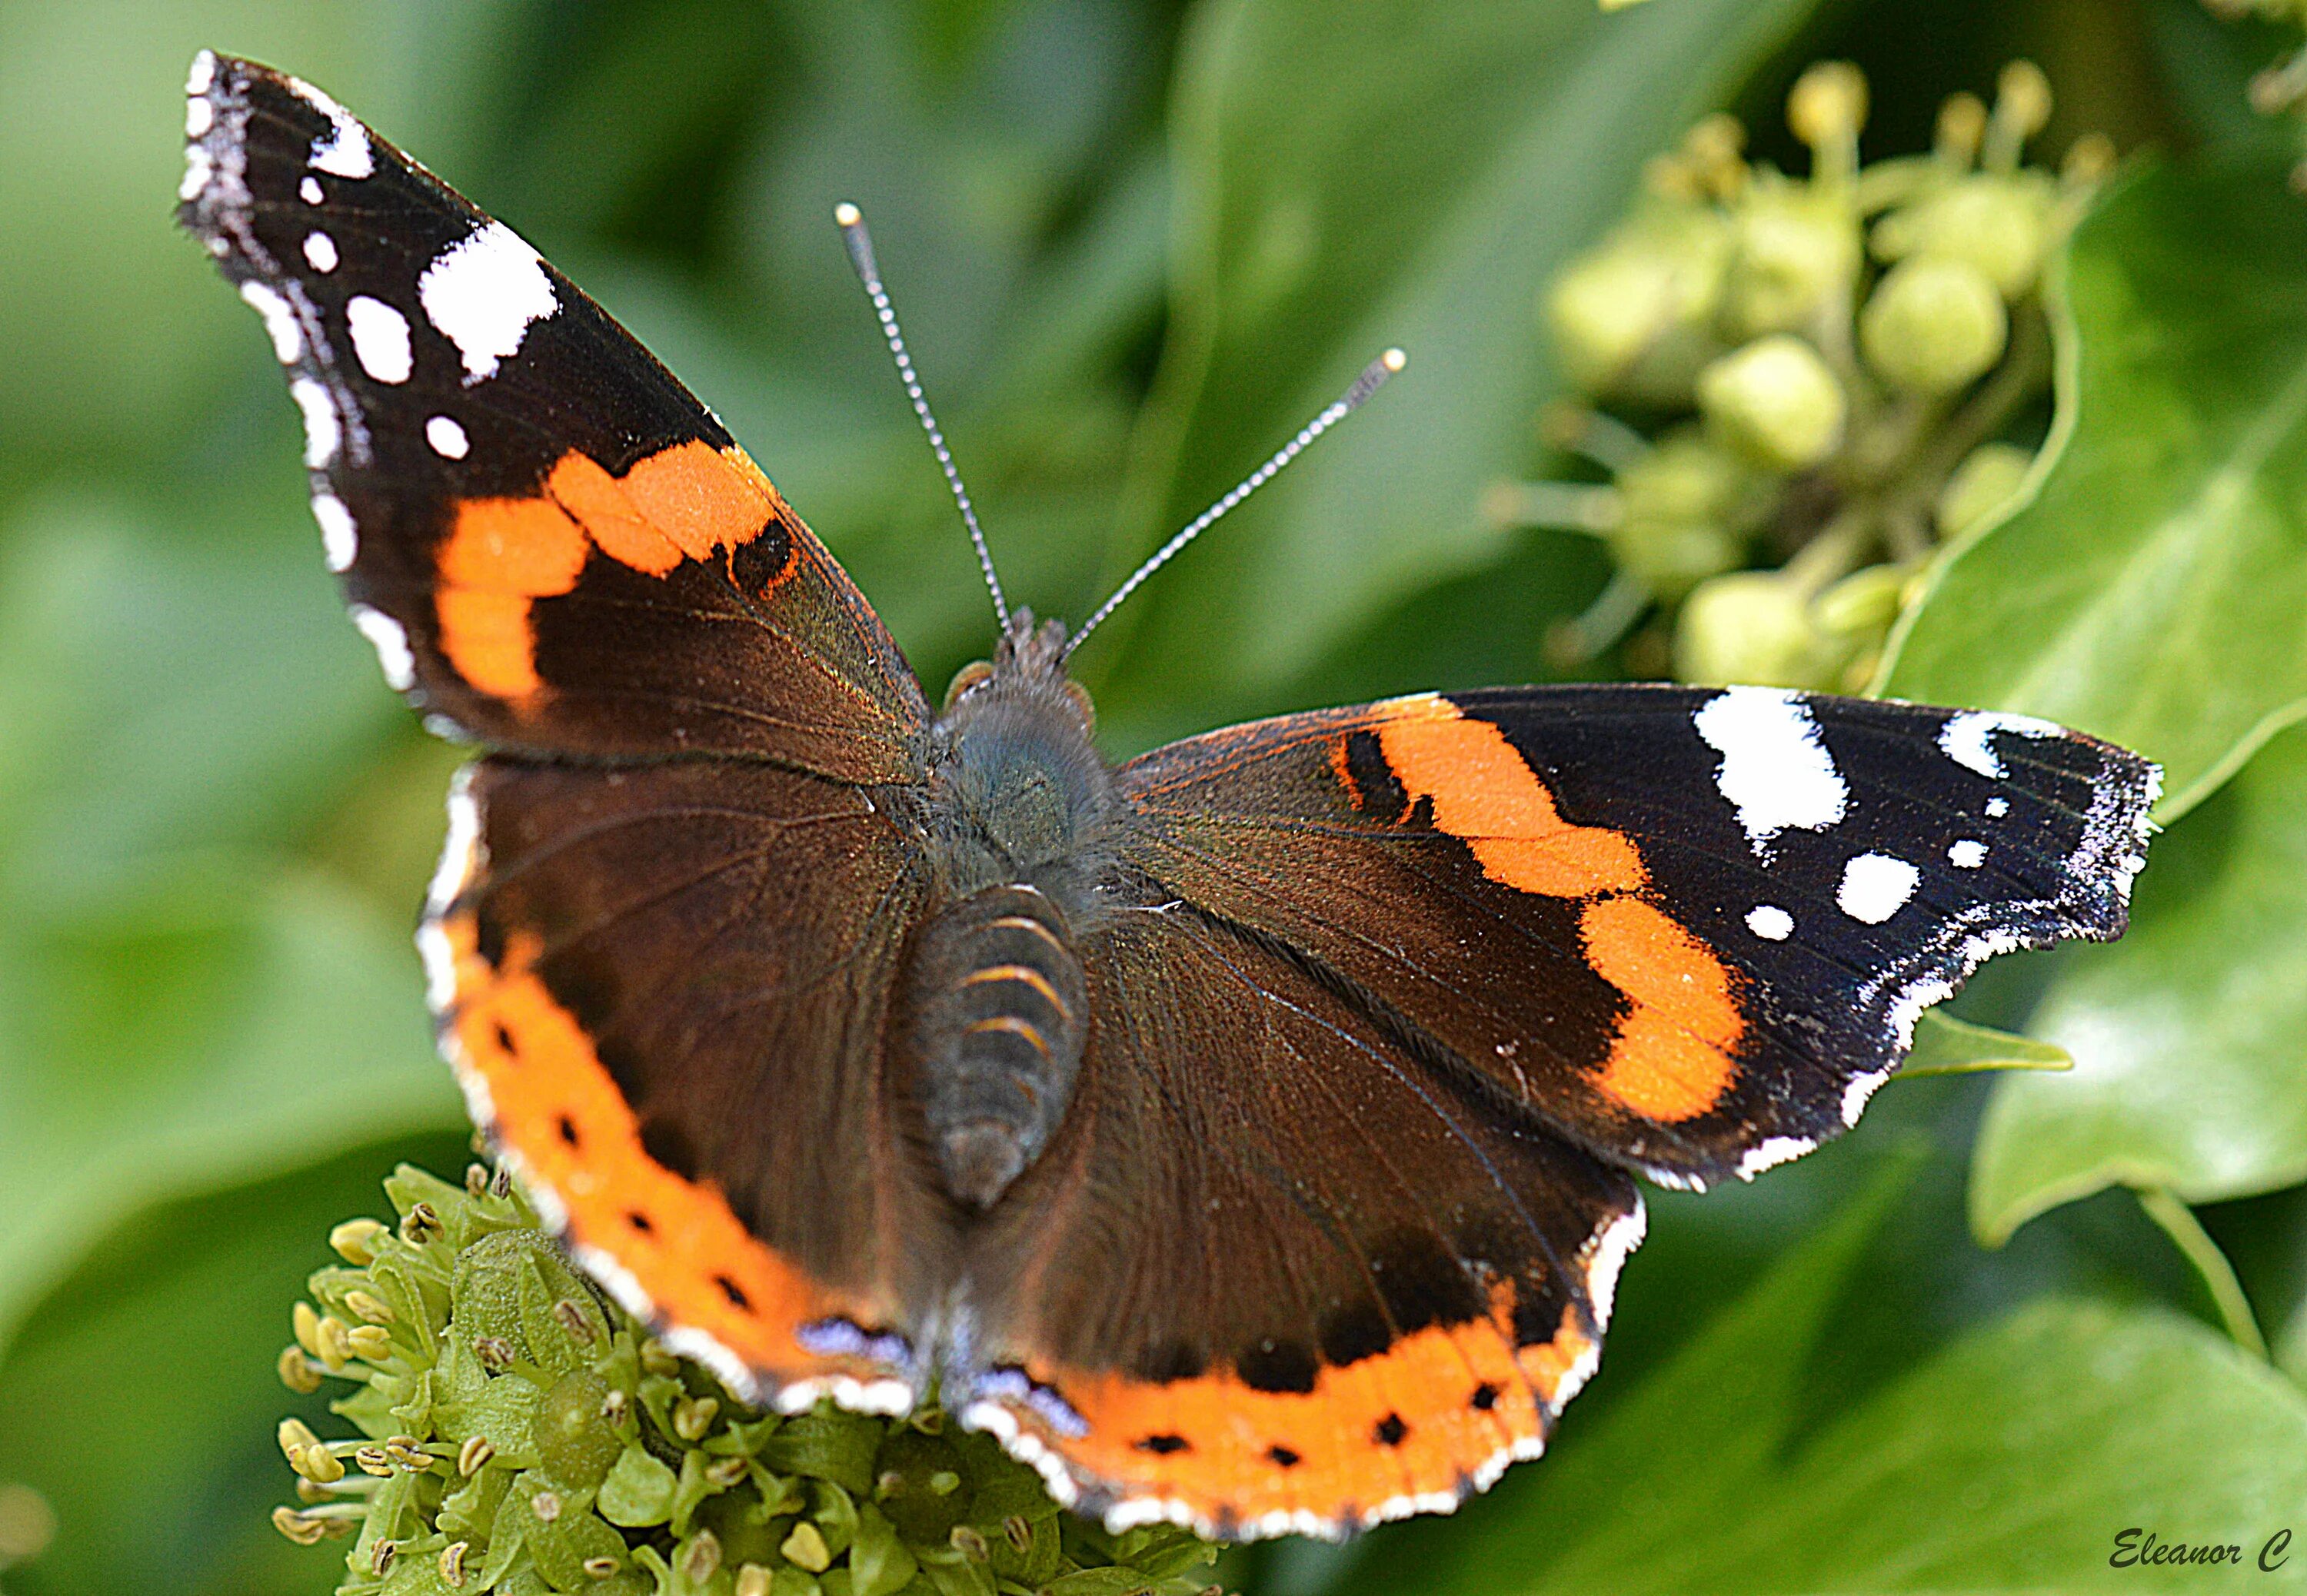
[[181, 52, 2156, 1540]]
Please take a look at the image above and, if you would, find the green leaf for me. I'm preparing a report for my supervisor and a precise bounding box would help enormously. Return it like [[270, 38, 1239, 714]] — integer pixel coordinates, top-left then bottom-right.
[[1347, 1165, 2307, 1594], [0, 861, 461, 1353], [1969, 723, 2307, 1247], [1879, 151, 2307, 821], [1086, 0, 1826, 744], [0, 493, 401, 899], [1897, 1009, 2072, 1079]]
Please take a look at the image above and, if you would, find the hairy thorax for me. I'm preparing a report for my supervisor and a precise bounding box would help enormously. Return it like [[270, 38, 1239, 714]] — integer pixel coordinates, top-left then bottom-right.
[[900, 613, 1118, 1209]]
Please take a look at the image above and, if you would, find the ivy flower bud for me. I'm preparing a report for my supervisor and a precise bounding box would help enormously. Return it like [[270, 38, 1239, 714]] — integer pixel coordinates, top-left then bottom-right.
[[1938, 441, 2036, 536], [1726, 185, 1861, 337], [1872, 175, 2054, 299], [1607, 429, 1753, 594], [1673, 570, 1846, 689], [1860, 257, 2008, 395], [1546, 206, 1732, 402], [1696, 336, 1846, 471]]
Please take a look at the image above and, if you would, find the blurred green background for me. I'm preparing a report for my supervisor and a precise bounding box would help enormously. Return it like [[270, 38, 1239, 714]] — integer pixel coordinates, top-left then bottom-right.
[[4, 0, 2307, 1591]]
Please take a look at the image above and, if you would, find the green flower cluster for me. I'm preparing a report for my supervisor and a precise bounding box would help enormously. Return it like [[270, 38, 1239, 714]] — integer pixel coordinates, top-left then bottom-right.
[[2205, 0, 2307, 187], [1499, 60, 2108, 690], [272, 1165, 1220, 1596]]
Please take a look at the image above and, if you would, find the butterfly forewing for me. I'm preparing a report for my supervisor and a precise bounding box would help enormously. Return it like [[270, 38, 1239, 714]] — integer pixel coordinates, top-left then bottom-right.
[[178, 52, 928, 780], [1114, 683, 2156, 1190]]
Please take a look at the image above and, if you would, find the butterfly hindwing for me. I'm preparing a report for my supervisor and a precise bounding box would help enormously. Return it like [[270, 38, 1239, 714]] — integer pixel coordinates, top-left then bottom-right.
[[956, 899, 1643, 1538], [1114, 683, 2157, 1190], [429, 754, 947, 1407], [178, 52, 928, 780]]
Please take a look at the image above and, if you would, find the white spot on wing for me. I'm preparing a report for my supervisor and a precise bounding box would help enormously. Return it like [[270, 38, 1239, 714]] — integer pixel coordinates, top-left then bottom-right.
[[1939, 710, 2062, 780], [303, 231, 338, 273], [346, 294, 414, 384], [1738, 1135, 1815, 1179], [288, 75, 374, 178], [1949, 839, 1986, 869], [311, 492, 357, 572], [288, 376, 339, 467], [1693, 687, 1849, 854], [1841, 1066, 1893, 1126], [1839, 852, 1919, 924], [1985, 796, 2010, 818], [418, 221, 558, 381], [1582, 1200, 1646, 1328], [300, 175, 325, 204], [186, 48, 216, 96], [349, 603, 414, 690], [426, 414, 470, 459], [179, 144, 213, 202], [185, 94, 212, 138], [238, 281, 302, 363], [1746, 903, 1794, 941]]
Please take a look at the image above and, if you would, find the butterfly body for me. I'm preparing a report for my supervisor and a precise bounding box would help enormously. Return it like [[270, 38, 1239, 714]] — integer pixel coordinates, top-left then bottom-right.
[[181, 52, 2159, 1541], [904, 613, 1114, 1206]]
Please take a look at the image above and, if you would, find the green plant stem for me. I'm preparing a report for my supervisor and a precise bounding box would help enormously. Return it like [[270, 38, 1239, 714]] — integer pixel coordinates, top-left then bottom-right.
[[2136, 1186, 2270, 1360]]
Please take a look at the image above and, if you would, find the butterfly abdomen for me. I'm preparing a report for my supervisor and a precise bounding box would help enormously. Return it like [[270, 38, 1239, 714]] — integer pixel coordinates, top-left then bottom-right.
[[905, 883, 1090, 1208]]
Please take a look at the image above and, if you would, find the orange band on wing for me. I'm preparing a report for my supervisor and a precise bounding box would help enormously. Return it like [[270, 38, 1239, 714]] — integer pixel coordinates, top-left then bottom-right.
[[1580, 896, 1742, 1121], [1360, 696, 1745, 1123], [435, 911, 895, 1389], [1374, 697, 1645, 896], [1004, 1282, 1593, 1536], [434, 441, 792, 705]]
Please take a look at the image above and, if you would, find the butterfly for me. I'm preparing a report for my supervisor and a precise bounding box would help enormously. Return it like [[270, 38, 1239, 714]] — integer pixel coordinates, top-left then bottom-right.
[[181, 51, 2157, 1541]]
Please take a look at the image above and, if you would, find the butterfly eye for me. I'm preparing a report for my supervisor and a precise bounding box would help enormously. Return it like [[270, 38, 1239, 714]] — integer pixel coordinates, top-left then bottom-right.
[[943, 660, 994, 710]]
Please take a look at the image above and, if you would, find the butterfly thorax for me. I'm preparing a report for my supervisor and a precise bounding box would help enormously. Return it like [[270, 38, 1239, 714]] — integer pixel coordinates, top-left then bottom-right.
[[905, 610, 1114, 1209]]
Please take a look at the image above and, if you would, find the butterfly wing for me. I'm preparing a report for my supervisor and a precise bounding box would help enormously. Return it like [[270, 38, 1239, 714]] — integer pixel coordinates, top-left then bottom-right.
[[178, 52, 929, 779], [1113, 684, 2156, 1190], [430, 756, 947, 1407], [182, 53, 943, 1402], [956, 899, 1642, 1540], [957, 683, 2154, 1535]]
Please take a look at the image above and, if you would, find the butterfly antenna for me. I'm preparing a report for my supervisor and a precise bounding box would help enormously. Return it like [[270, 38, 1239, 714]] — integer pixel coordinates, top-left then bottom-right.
[[1064, 347, 1406, 661], [835, 201, 1009, 630]]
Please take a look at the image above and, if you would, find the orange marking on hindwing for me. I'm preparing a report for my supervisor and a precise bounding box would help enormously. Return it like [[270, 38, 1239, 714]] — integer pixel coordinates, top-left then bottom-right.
[[1002, 1278, 1593, 1536], [1372, 697, 1645, 896], [436, 915, 897, 1389], [434, 441, 793, 705]]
